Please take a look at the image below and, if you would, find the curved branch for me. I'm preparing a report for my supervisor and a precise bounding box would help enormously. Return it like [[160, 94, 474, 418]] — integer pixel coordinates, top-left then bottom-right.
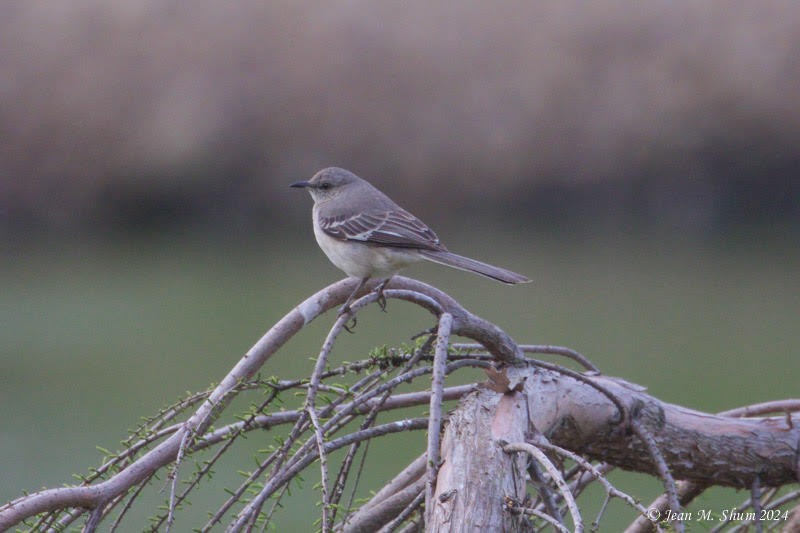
[[383, 277, 525, 363], [3, 276, 796, 532], [0, 277, 480, 530], [504, 442, 583, 531]]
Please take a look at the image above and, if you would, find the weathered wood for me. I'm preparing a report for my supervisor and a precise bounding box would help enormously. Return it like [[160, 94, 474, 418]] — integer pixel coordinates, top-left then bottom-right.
[[431, 388, 530, 532], [520, 368, 800, 488], [430, 365, 799, 531]]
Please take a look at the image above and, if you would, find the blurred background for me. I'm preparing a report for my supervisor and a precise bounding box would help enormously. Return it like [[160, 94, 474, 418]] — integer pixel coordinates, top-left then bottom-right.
[[1, 1, 798, 529]]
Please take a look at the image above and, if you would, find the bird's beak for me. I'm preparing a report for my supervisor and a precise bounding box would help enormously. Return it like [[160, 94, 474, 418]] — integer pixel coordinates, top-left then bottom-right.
[[290, 180, 311, 188]]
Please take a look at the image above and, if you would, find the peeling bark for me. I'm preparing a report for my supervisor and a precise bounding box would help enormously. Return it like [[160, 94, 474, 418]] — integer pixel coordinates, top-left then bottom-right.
[[430, 365, 799, 530]]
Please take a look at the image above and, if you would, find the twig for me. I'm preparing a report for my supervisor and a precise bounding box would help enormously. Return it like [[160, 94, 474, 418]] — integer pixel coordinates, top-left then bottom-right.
[[227, 418, 428, 532], [503, 442, 583, 532], [593, 493, 612, 532], [630, 419, 682, 533], [507, 504, 571, 533], [110, 472, 156, 532], [764, 488, 800, 510], [719, 399, 800, 418], [32, 510, 60, 532], [350, 453, 426, 521], [342, 475, 426, 532], [453, 343, 599, 372], [535, 439, 649, 522], [564, 463, 614, 503], [333, 437, 370, 522], [519, 344, 599, 372], [83, 503, 105, 533], [305, 311, 355, 533], [425, 312, 451, 527], [750, 475, 763, 533], [626, 396, 800, 533], [525, 452, 564, 525], [165, 426, 193, 532], [711, 481, 776, 533], [334, 331, 436, 523], [377, 487, 426, 533]]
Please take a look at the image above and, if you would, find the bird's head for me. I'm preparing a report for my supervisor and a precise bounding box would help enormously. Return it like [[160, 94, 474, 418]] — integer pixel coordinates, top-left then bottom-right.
[[291, 167, 361, 203]]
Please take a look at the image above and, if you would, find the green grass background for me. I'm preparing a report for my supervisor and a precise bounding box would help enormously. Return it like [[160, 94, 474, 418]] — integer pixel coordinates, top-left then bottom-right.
[[1, 229, 797, 530]]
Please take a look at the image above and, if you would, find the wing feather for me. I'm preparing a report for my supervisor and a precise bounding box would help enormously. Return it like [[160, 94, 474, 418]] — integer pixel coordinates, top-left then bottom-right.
[[320, 209, 445, 251]]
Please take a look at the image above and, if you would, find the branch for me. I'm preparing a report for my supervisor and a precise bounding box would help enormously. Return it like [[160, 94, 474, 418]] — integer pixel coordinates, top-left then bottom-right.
[[343, 453, 427, 529], [427, 365, 799, 532], [512, 368, 800, 488], [424, 312, 451, 527], [343, 476, 426, 532], [625, 398, 800, 533], [503, 442, 583, 531], [0, 276, 487, 530], [3, 276, 797, 532]]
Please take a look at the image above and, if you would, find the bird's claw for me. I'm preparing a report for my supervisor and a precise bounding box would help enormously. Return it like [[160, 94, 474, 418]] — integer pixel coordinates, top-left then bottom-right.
[[377, 291, 387, 312], [375, 279, 389, 313], [343, 315, 357, 333], [338, 305, 357, 333]]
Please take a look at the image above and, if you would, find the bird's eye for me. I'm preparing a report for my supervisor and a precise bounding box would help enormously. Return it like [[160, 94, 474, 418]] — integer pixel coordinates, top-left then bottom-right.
[[318, 182, 332, 190]]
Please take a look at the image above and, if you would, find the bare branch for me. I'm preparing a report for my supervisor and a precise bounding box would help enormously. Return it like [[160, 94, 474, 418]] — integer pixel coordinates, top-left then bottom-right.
[[2, 276, 797, 532], [534, 439, 649, 517], [227, 418, 428, 531], [626, 396, 800, 533], [630, 420, 682, 532], [305, 306, 361, 532], [377, 489, 425, 533], [342, 476, 426, 532], [165, 426, 192, 532], [346, 453, 427, 525], [718, 399, 800, 417], [452, 343, 599, 372], [424, 312, 451, 527], [504, 442, 583, 532], [521, 369, 800, 488], [750, 476, 763, 533], [507, 504, 572, 533]]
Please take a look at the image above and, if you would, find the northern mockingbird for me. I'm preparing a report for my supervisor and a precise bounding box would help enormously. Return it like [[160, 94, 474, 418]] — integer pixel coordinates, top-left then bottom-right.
[[291, 167, 530, 316]]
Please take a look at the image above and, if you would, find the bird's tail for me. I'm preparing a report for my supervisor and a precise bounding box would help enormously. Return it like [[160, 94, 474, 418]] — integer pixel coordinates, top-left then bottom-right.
[[417, 250, 531, 284]]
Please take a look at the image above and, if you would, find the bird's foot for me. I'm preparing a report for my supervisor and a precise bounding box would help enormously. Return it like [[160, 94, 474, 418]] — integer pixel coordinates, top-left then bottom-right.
[[377, 291, 387, 312], [338, 305, 357, 333], [375, 279, 390, 313], [343, 316, 357, 333]]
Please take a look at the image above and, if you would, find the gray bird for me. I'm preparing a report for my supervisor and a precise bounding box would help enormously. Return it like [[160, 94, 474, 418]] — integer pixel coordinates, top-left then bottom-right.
[[292, 167, 530, 316]]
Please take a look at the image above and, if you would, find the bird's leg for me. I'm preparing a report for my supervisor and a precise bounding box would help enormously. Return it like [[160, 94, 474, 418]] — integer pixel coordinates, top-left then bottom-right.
[[339, 278, 368, 334], [374, 277, 391, 312], [338, 277, 369, 320]]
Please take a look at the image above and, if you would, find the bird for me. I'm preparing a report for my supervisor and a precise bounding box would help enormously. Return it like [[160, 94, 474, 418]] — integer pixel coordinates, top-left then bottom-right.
[[291, 167, 530, 318]]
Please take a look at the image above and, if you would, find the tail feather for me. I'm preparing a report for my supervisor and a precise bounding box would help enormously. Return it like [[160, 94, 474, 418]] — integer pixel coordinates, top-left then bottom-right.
[[417, 250, 530, 284]]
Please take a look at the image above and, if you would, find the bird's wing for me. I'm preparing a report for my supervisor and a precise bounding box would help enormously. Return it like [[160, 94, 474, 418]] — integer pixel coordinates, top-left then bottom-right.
[[319, 209, 445, 251]]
